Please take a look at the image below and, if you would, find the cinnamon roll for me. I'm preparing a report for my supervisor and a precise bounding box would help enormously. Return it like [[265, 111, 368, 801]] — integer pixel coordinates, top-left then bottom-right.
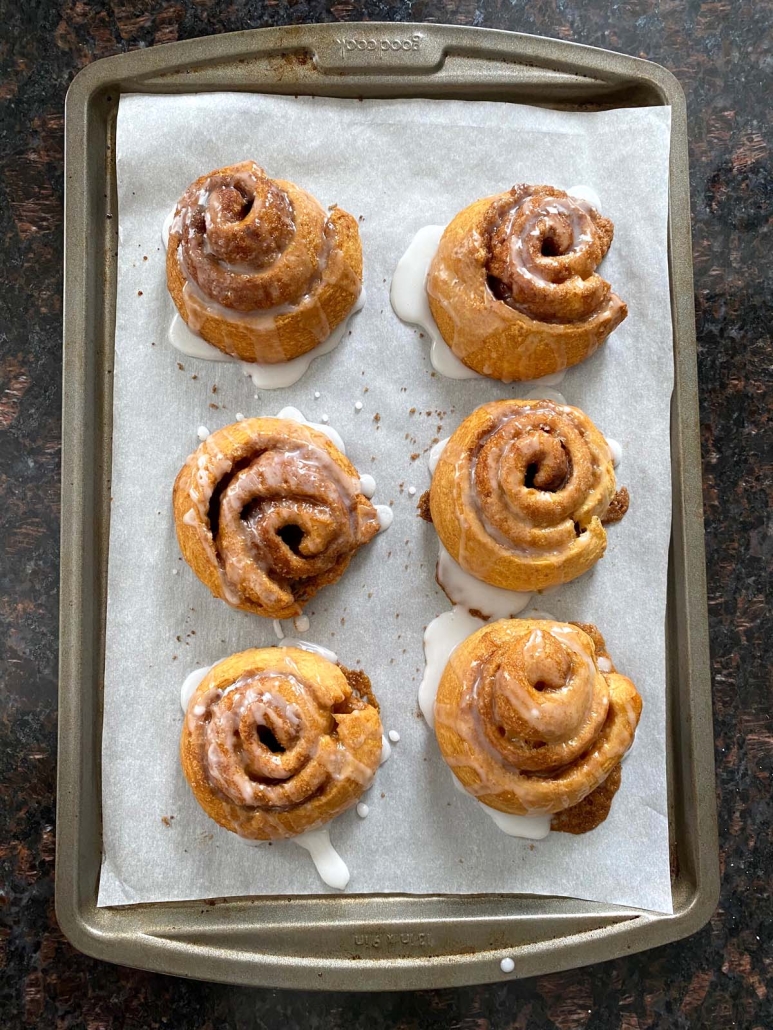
[[166, 162, 362, 363], [427, 185, 627, 382], [181, 647, 383, 840], [173, 418, 380, 618], [434, 619, 641, 831], [430, 399, 623, 592]]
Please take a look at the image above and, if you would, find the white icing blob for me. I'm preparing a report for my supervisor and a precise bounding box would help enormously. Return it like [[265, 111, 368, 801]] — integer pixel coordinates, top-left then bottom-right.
[[356, 802, 369, 819], [380, 735, 392, 765], [375, 505, 394, 533], [420, 610, 552, 841], [169, 316, 233, 362], [607, 437, 622, 467], [388, 729, 400, 743], [276, 405, 346, 454], [278, 638, 338, 664], [196, 425, 210, 441], [484, 806, 551, 840], [272, 619, 285, 640], [294, 828, 350, 890], [293, 614, 310, 633], [391, 225, 482, 381], [392, 227, 576, 389], [598, 656, 613, 673], [418, 608, 483, 728], [500, 957, 516, 974], [428, 437, 449, 475], [359, 474, 376, 499], [567, 184, 602, 212], [436, 544, 532, 620], [180, 664, 212, 713]]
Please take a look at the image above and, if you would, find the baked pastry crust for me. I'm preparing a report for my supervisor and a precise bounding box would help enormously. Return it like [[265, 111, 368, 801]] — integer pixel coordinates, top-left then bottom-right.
[[429, 399, 619, 592], [427, 184, 627, 382], [181, 647, 382, 840], [166, 161, 362, 363], [173, 417, 379, 619], [434, 619, 641, 829]]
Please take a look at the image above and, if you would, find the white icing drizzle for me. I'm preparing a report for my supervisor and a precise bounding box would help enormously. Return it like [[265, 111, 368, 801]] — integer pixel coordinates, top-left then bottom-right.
[[359, 474, 376, 498], [607, 437, 622, 467], [428, 437, 449, 475], [163, 204, 365, 389], [180, 664, 213, 713], [419, 609, 552, 841], [276, 405, 346, 454], [380, 734, 392, 765], [272, 619, 284, 639], [436, 543, 532, 620], [294, 828, 350, 890], [161, 208, 176, 249], [566, 184, 603, 212], [240, 290, 365, 390], [391, 225, 481, 380], [238, 829, 351, 889], [429, 439, 533, 620], [375, 505, 394, 533], [168, 315, 234, 362], [168, 293, 365, 388], [418, 608, 482, 728], [278, 638, 338, 664], [484, 806, 551, 839], [391, 225, 569, 389]]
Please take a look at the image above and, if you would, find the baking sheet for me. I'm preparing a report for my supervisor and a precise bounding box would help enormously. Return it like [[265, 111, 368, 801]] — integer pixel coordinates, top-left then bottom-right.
[[99, 93, 673, 913]]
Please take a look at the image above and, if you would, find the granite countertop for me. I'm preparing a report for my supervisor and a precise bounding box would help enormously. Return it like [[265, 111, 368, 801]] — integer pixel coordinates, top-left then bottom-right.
[[0, 1, 770, 1027]]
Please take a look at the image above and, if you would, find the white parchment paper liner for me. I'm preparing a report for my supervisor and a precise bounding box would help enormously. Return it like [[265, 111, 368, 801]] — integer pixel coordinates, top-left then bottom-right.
[[99, 93, 673, 913]]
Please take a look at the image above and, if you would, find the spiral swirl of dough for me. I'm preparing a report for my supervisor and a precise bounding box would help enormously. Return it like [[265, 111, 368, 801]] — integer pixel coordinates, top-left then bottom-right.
[[426, 184, 626, 382], [429, 399, 617, 592], [166, 161, 362, 363], [173, 418, 380, 619], [181, 648, 383, 839], [434, 620, 641, 816]]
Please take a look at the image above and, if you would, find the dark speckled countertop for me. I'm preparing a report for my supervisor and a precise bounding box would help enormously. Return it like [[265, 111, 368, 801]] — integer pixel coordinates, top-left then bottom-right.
[[0, 1, 770, 1027]]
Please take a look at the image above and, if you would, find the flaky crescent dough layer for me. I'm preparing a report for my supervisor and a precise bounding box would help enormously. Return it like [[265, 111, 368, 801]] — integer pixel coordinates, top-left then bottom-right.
[[430, 399, 617, 592], [181, 647, 383, 840], [173, 417, 380, 619], [166, 161, 362, 364], [427, 185, 627, 382], [434, 619, 642, 821]]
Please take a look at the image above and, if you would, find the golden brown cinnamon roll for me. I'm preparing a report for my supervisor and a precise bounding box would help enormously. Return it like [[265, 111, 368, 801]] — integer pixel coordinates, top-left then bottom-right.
[[427, 185, 627, 382], [434, 619, 641, 830], [430, 399, 622, 592], [166, 162, 362, 363], [181, 647, 382, 840], [173, 418, 380, 619]]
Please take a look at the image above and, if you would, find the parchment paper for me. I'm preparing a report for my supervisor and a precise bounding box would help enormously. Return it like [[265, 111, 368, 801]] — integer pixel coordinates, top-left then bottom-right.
[[99, 93, 673, 913]]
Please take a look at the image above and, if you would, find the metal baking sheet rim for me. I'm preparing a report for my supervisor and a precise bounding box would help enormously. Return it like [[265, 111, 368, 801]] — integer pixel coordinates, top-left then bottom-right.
[[57, 22, 719, 990]]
